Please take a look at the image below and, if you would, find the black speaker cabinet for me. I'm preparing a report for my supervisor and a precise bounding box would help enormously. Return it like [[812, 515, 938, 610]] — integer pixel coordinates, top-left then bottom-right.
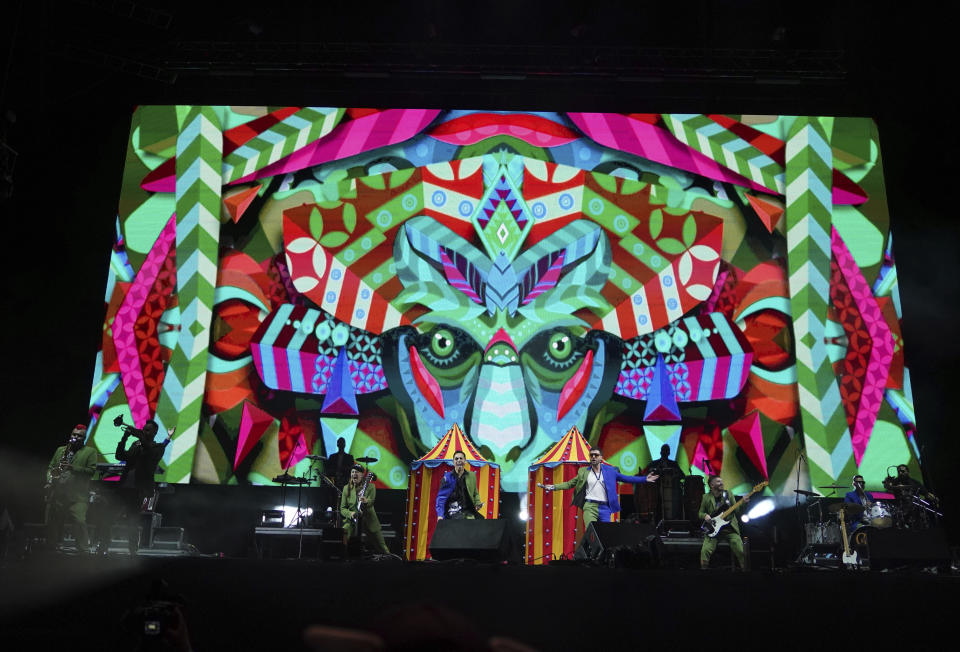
[[857, 527, 951, 570], [575, 521, 661, 565], [429, 519, 510, 561]]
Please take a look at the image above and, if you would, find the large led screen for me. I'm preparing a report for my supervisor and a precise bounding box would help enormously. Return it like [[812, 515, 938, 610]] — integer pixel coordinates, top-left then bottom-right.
[[87, 107, 917, 496]]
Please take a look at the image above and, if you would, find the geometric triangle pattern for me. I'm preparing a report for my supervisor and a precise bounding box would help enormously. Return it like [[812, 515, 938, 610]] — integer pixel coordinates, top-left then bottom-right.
[[643, 353, 682, 422], [724, 410, 768, 479], [642, 424, 682, 466], [321, 346, 359, 415], [235, 401, 276, 470], [319, 416, 359, 460]]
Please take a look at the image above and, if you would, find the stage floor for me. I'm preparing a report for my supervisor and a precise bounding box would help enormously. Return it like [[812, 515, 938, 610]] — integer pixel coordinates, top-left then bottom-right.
[[2, 553, 959, 651]]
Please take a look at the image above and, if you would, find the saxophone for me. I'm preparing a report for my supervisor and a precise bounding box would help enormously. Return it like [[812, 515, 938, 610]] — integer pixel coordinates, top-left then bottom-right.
[[352, 470, 374, 525], [46, 449, 75, 502]]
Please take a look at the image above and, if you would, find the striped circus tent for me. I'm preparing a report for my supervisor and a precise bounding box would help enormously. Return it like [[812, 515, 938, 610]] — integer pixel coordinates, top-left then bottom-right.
[[404, 423, 500, 560], [525, 426, 619, 565]]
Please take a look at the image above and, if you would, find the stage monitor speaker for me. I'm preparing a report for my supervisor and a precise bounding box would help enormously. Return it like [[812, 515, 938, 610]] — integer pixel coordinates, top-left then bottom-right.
[[429, 519, 510, 561], [859, 527, 951, 570], [575, 522, 661, 566]]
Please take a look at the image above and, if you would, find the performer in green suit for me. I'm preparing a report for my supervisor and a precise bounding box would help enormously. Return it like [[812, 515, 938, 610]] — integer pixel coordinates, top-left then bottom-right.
[[45, 424, 98, 553], [699, 475, 749, 570], [340, 465, 390, 554]]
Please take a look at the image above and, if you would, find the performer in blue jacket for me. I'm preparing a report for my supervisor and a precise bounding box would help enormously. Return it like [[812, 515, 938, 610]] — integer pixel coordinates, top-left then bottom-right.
[[542, 446, 658, 528]]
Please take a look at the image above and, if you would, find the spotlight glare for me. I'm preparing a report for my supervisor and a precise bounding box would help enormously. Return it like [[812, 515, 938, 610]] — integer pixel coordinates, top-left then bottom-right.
[[745, 498, 775, 520]]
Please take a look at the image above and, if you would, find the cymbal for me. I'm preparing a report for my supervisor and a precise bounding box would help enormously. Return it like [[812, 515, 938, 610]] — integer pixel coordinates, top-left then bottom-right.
[[356, 456, 378, 463], [818, 485, 848, 489], [306, 455, 326, 461], [828, 502, 864, 515], [794, 489, 821, 497]]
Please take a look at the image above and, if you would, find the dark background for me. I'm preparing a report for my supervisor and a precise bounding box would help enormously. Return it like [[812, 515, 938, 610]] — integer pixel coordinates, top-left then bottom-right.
[[1, 1, 957, 542]]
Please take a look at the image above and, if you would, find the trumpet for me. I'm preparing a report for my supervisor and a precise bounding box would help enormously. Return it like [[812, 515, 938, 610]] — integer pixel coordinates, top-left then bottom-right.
[[113, 414, 142, 436]]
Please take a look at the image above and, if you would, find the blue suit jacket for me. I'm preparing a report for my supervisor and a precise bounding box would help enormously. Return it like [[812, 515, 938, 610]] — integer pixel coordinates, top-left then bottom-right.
[[555, 464, 648, 512], [844, 490, 876, 505]]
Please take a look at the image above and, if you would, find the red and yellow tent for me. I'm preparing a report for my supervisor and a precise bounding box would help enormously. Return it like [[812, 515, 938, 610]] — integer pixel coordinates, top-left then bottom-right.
[[525, 426, 620, 564], [404, 423, 500, 560]]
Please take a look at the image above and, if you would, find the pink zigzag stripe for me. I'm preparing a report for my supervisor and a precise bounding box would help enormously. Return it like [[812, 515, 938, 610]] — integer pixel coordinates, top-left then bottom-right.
[[831, 227, 894, 465], [439, 248, 484, 305], [233, 109, 442, 185], [522, 251, 566, 305], [112, 214, 177, 427], [568, 113, 774, 194]]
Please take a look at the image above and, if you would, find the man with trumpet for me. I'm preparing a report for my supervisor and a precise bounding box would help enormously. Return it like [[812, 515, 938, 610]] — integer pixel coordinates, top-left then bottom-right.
[[45, 424, 98, 553]]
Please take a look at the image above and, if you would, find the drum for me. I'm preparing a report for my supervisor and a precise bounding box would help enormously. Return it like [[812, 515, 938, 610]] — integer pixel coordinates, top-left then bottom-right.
[[862, 503, 893, 529]]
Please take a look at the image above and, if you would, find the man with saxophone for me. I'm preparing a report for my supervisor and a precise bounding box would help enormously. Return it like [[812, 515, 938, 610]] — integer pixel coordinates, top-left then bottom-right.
[[340, 464, 389, 554], [45, 424, 98, 553]]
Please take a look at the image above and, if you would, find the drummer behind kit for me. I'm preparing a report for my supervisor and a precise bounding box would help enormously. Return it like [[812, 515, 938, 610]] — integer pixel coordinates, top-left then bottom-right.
[[796, 470, 944, 569]]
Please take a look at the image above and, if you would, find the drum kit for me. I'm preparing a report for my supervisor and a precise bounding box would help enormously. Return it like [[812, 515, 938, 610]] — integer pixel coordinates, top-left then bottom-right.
[[273, 454, 380, 530]]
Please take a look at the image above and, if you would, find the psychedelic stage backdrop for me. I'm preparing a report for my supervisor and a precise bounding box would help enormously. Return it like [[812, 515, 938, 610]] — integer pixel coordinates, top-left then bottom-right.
[[86, 108, 916, 496]]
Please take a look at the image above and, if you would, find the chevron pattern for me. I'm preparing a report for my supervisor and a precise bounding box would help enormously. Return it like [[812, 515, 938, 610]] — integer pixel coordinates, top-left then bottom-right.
[[785, 116, 854, 488], [664, 114, 784, 194], [156, 106, 224, 483], [221, 107, 344, 184]]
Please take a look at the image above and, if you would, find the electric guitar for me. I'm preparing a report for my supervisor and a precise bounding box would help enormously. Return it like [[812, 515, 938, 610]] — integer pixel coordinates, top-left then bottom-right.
[[702, 481, 768, 537], [838, 507, 859, 568]]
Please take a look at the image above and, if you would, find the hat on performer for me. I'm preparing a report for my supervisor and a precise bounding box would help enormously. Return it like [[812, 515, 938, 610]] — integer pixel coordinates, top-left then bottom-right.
[[72, 424, 87, 433], [352, 464, 364, 473]]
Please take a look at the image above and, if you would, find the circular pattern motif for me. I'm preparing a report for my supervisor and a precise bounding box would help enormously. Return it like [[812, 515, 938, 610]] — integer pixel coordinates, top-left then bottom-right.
[[431, 190, 446, 207], [401, 194, 418, 211], [332, 323, 349, 346], [650, 255, 661, 267], [315, 322, 332, 342], [459, 200, 473, 217], [654, 331, 672, 353], [390, 466, 407, 486], [633, 294, 644, 306], [532, 201, 547, 218], [638, 315, 648, 325], [587, 197, 603, 215], [613, 214, 629, 233], [620, 451, 637, 473], [361, 237, 372, 250], [355, 309, 365, 319], [632, 243, 645, 256], [325, 291, 336, 304], [663, 275, 673, 287], [376, 210, 392, 228], [559, 193, 574, 210], [672, 328, 689, 349], [361, 289, 370, 300], [331, 269, 342, 281], [667, 298, 678, 310]]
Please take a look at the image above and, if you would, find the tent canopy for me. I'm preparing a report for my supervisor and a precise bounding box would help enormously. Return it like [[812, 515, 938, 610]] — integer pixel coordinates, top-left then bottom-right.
[[412, 423, 499, 469]]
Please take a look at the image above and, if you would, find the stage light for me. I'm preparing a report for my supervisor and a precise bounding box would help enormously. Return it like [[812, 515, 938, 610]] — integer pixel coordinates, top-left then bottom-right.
[[519, 494, 528, 521], [745, 498, 775, 521]]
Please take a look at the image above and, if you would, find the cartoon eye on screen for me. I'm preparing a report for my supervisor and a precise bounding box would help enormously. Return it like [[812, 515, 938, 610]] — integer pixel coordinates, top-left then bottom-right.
[[88, 108, 916, 497]]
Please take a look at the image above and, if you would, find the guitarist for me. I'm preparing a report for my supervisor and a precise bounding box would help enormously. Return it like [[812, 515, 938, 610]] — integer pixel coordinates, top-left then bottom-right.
[[45, 425, 98, 553], [699, 475, 749, 570], [340, 465, 389, 554], [435, 451, 484, 520]]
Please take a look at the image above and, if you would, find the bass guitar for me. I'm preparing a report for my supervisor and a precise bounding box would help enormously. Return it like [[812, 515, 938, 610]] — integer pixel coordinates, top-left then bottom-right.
[[702, 481, 768, 537]]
